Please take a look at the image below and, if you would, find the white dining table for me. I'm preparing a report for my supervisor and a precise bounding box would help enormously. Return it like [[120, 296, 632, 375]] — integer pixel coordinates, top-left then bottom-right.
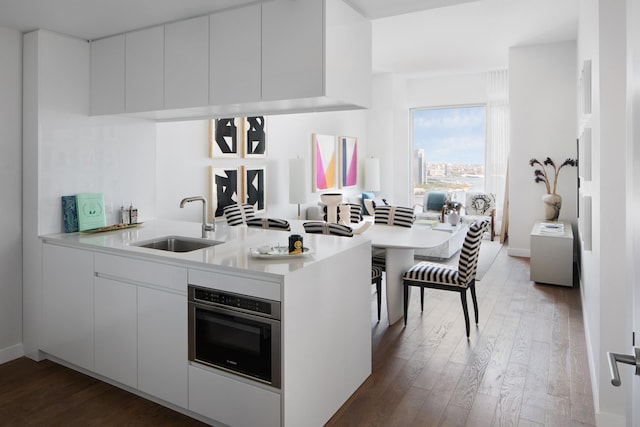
[[289, 219, 466, 325]]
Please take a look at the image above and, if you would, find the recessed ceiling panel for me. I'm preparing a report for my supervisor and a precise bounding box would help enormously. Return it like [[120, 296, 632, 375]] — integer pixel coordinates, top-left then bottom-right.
[[343, 0, 480, 19]]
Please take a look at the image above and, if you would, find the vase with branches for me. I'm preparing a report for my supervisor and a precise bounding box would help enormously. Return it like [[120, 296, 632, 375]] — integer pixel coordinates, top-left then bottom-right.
[[529, 157, 577, 220]]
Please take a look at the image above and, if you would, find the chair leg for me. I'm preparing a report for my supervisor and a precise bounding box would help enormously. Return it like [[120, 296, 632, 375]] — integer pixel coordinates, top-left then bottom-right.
[[403, 283, 409, 326], [469, 282, 479, 325], [460, 290, 470, 338], [420, 287, 425, 312], [376, 279, 382, 321]]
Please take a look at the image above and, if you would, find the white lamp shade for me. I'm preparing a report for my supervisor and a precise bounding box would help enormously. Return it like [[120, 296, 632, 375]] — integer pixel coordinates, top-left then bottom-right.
[[289, 157, 307, 204], [365, 157, 381, 192]]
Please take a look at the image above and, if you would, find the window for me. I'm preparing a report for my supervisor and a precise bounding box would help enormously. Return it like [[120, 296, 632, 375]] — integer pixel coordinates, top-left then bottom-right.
[[411, 105, 486, 206]]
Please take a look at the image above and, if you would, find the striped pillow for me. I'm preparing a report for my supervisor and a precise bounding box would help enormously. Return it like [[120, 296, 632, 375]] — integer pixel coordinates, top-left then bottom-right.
[[246, 218, 291, 231], [223, 203, 256, 226], [374, 205, 415, 228], [303, 221, 354, 237]]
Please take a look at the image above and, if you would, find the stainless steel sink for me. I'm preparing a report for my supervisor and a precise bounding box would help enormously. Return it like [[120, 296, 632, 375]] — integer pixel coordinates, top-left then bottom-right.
[[132, 236, 224, 253]]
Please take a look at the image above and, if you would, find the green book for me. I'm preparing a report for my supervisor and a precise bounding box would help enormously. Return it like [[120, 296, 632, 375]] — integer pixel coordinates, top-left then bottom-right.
[[76, 193, 106, 231]]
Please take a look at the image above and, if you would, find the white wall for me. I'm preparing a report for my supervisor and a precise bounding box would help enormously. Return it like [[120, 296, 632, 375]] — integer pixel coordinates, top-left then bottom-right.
[[0, 26, 23, 364], [508, 42, 578, 257], [22, 30, 157, 357], [156, 110, 369, 222]]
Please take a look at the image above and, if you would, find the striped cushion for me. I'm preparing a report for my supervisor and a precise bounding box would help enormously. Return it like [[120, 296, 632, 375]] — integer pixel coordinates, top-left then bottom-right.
[[303, 221, 354, 237], [223, 204, 256, 226], [371, 265, 383, 280], [246, 218, 291, 231], [403, 219, 489, 287], [374, 205, 415, 228], [342, 203, 363, 223]]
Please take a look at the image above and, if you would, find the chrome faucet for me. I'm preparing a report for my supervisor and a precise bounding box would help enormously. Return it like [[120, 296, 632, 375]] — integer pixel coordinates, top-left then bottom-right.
[[179, 196, 215, 238]]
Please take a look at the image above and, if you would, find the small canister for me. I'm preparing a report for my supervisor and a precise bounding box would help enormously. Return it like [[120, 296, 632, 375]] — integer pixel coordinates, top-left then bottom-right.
[[288, 234, 303, 254]]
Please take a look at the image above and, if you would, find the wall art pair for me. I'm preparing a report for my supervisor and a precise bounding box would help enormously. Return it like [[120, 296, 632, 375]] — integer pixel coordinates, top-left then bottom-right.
[[209, 116, 267, 158], [209, 166, 267, 219], [312, 133, 358, 192]]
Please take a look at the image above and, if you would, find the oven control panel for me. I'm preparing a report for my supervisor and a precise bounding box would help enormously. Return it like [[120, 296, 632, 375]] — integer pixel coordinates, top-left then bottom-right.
[[190, 286, 279, 319]]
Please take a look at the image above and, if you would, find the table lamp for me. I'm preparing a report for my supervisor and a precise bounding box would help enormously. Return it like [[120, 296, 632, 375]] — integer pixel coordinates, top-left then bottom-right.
[[365, 157, 381, 193], [289, 157, 307, 220]]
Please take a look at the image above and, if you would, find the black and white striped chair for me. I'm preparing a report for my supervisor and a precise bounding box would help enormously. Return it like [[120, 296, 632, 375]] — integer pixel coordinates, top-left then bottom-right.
[[372, 205, 416, 270], [223, 203, 256, 225], [303, 221, 384, 321], [246, 218, 291, 231], [402, 219, 489, 338]]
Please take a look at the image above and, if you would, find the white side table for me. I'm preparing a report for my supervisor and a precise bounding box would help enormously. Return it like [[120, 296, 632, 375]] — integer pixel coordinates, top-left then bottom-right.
[[530, 220, 574, 286]]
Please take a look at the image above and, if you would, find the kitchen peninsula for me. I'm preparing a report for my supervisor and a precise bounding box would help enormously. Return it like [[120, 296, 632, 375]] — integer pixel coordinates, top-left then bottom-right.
[[39, 220, 372, 426]]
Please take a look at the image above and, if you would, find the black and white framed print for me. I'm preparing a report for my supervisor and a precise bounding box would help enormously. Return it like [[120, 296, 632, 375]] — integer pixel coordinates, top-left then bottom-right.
[[243, 165, 266, 214], [209, 118, 241, 158], [210, 167, 240, 218], [242, 116, 267, 158]]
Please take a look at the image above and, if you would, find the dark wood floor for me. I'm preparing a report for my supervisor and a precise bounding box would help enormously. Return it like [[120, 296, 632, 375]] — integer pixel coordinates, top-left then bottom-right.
[[0, 244, 595, 427]]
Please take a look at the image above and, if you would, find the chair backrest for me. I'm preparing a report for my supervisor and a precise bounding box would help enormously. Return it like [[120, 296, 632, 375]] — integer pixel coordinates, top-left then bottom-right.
[[223, 203, 256, 225], [245, 218, 291, 231], [425, 191, 448, 212], [457, 220, 490, 285], [374, 205, 415, 228], [465, 192, 496, 216], [303, 221, 353, 237]]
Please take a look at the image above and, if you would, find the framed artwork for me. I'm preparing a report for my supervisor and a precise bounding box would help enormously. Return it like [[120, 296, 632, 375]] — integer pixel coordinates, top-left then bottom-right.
[[578, 127, 592, 182], [243, 165, 267, 215], [338, 136, 358, 188], [312, 133, 336, 192], [209, 118, 241, 158], [209, 167, 241, 218], [243, 116, 268, 158]]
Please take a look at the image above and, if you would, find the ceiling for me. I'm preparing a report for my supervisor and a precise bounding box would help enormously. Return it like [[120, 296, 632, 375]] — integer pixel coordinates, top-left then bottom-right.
[[0, 0, 579, 77]]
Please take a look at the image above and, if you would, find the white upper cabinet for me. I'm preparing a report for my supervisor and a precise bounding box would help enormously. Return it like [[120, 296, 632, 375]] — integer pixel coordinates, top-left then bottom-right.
[[125, 26, 164, 113], [210, 4, 261, 105], [165, 16, 210, 109], [262, 0, 324, 101], [90, 35, 125, 115]]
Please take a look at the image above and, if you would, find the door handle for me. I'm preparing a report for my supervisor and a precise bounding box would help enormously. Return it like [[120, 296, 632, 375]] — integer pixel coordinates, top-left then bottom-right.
[[607, 348, 640, 386]]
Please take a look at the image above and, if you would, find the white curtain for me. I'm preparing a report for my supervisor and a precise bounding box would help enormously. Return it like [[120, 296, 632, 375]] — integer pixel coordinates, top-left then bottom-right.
[[485, 69, 509, 223]]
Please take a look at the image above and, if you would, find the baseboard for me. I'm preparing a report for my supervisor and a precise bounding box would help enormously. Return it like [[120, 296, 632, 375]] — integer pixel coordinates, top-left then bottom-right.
[[0, 343, 24, 365], [595, 411, 625, 427], [507, 247, 530, 257]]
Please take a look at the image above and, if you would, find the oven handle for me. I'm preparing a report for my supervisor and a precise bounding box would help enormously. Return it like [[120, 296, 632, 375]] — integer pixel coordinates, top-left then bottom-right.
[[189, 300, 281, 324]]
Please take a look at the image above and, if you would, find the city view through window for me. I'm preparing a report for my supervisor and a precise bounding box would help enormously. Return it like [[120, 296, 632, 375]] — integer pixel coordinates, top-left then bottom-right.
[[412, 106, 486, 207]]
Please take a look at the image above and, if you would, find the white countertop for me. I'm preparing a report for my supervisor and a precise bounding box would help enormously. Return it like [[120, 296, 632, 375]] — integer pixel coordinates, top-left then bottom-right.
[[40, 219, 370, 278]]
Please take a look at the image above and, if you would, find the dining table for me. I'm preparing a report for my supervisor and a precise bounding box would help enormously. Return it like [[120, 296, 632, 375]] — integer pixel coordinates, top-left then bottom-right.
[[289, 219, 467, 325]]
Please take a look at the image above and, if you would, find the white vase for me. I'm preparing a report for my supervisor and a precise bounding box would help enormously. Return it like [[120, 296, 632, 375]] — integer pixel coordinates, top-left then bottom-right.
[[448, 211, 460, 226], [542, 193, 562, 221], [320, 193, 343, 223]]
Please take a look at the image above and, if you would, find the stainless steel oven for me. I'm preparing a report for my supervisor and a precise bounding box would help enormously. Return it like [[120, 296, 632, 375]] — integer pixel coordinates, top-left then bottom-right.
[[188, 285, 281, 389]]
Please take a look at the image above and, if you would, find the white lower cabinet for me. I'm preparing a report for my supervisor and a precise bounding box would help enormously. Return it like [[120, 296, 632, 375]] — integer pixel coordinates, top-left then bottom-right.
[[42, 243, 95, 371], [94, 277, 138, 388], [189, 365, 281, 427], [138, 286, 188, 408]]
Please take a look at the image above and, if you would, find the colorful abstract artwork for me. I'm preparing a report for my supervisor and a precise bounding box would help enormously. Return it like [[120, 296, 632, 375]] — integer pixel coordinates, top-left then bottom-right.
[[243, 165, 266, 214], [338, 136, 357, 188], [242, 116, 267, 158], [209, 118, 241, 158], [312, 134, 336, 192], [210, 167, 240, 218]]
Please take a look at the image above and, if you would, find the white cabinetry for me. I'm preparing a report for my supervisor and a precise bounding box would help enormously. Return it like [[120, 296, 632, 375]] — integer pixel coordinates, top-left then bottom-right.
[[189, 365, 281, 427], [125, 26, 164, 112], [94, 277, 137, 388], [262, 0, 323, 101], [530, 220, 574, 286], [90, 35, 125, 115], [164, 16, 210, 109], [138, 286, 188, 408], [209, 4, 261, 105], [42, 244, 94, 371]]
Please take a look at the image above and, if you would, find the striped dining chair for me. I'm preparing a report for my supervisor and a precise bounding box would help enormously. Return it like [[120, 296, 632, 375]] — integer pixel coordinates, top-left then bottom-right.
[[245, 218, 291, 231], [303, 221, 384, 321], [372, 205, 416, 270], [223, 203, 256, 225], [401, 219, 489, 338]]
